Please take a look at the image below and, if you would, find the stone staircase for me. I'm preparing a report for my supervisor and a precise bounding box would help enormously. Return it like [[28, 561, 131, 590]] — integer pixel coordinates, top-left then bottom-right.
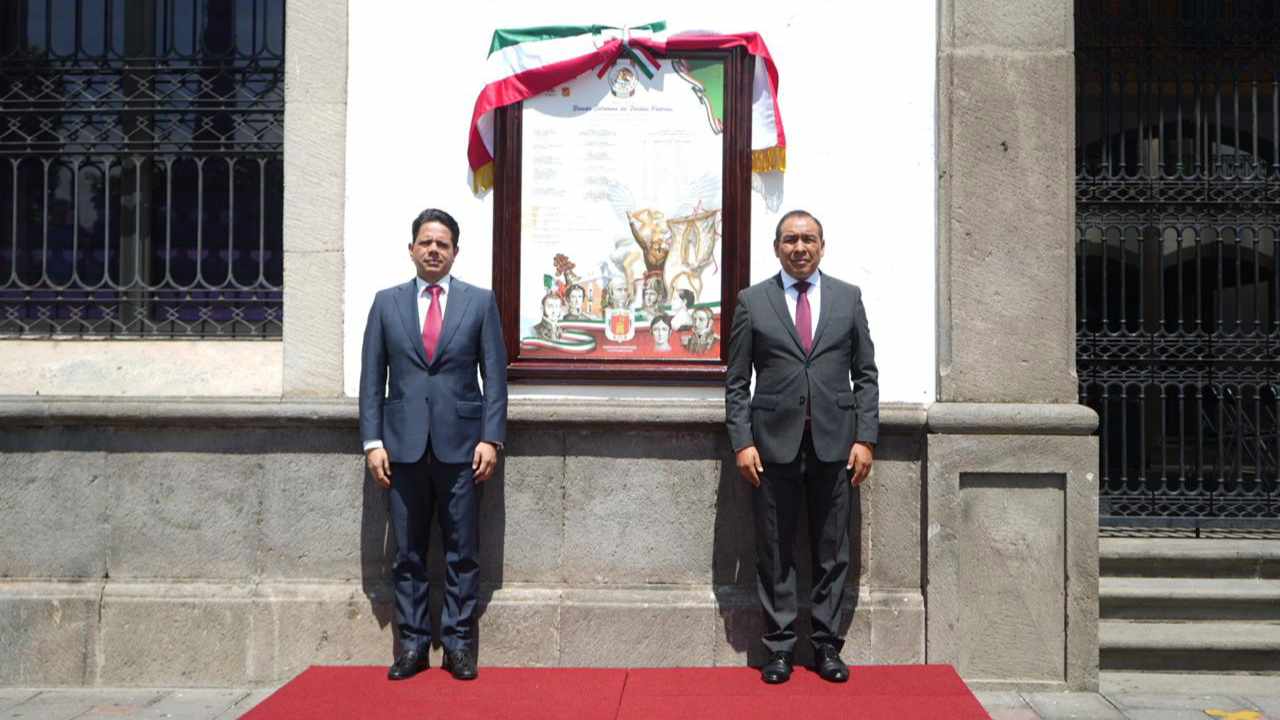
[[1099, 537, 1280, 674]]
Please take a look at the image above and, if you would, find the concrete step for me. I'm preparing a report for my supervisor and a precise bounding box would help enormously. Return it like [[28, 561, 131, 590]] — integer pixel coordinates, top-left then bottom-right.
[[1100, 620, 1280, 673], [1100, 537, 1280, 578], [1101, 577, 1280, 621]]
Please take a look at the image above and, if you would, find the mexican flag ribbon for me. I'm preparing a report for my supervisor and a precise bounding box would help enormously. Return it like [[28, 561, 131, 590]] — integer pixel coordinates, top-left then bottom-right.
[[467, 23, 786, 194]]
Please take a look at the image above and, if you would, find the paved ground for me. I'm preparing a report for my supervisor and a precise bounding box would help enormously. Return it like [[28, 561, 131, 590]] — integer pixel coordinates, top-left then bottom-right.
[[0, 688, 276, 720], [1, 674, 1276, 719], [978, 673, 1280, 720], [977, 691, 1280, 719]]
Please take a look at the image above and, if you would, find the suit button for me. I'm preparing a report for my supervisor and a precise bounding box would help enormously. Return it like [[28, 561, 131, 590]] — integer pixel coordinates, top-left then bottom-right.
[[804, 361, 812, 369], [799, 397, 806, 405]]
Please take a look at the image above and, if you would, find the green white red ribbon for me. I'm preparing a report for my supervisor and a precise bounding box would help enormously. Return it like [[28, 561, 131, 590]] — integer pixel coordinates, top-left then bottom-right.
[[468, 23, 786, 194], [519, 324, 599, 353]]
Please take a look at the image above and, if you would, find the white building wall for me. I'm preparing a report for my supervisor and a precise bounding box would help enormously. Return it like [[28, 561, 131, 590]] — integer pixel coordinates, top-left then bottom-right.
[[343, 2, 936, 403]]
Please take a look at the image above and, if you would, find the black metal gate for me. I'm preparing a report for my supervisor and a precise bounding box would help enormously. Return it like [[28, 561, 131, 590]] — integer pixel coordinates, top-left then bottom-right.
[[1076, 1, 1280, 529]]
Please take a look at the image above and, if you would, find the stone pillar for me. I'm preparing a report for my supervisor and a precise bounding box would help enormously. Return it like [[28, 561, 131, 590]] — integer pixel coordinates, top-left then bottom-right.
[[282, 0, 349, 396], [932, 0, 1099, 691]]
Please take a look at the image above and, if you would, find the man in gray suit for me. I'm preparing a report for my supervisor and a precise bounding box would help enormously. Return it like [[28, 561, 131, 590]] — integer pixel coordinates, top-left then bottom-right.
[[725, 209, 878, 684], [359, 208, 507, 681]]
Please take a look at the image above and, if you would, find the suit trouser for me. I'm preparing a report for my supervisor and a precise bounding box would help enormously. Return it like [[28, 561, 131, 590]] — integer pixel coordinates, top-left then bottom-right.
[[388, 446, 479, 654], [753, 428, 856, 654]]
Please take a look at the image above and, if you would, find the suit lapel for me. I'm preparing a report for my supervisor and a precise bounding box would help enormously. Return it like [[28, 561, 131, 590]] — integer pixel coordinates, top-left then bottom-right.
[[765, 273, 805, 354], [431, 278, 473, 366], [809, 271, 836, 354], [397, 279, 428, 366]]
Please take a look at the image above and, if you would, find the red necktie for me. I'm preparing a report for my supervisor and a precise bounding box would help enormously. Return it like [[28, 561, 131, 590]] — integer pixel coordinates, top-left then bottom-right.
[[422, 285, 443, 361], [794, 280, 813, 354]]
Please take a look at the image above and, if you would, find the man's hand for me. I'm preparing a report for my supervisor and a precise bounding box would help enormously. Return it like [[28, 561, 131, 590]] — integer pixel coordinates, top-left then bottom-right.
[[365, 447, 392, 489], [473, 442, 499, 484], [735, 446, 764, 487], [847, 442, 874, 486]]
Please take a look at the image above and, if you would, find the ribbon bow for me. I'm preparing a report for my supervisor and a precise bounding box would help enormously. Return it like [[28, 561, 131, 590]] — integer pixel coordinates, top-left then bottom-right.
[[592, 22, 666, 79]]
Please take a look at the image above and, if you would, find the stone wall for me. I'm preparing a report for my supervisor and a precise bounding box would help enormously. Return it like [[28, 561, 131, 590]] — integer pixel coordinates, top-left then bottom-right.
[[0, 398, 928, 687]]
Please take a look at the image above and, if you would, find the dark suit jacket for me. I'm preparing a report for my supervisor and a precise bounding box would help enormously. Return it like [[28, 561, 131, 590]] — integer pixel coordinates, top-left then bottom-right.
[[725, 272, 878, 464], [359, 277, 508, 465]]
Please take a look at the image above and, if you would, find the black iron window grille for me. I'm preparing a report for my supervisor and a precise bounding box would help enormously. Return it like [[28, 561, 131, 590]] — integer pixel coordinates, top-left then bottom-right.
[[0, 0, 284, 338], [1076, 0, 1280, 529]]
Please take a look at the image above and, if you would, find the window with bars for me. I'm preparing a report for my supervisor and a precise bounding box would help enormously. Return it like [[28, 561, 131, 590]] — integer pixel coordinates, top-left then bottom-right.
[[0, 0, 284, 338], [1076, 0, 1280, 528]]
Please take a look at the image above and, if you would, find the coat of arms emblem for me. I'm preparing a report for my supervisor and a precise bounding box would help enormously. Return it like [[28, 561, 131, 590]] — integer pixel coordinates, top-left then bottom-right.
[[604, 308, 635, 342]]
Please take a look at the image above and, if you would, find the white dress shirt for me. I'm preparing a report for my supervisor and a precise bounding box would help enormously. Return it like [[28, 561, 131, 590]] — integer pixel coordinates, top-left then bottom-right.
[[362, 276, 451, 453], [780, 269, 821, 339]]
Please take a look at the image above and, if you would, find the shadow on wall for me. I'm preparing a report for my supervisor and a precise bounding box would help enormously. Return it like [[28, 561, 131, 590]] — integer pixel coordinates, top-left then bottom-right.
[[358, 461, 508, 658], [711, 432, 865, 668], [0, 421, 883, 667], [358, 471, 395, 647]]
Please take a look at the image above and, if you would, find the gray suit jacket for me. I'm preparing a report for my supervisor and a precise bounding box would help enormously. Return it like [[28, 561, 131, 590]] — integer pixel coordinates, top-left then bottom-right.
[[725, 272, 878, 464], [359, 277, 508, 465]]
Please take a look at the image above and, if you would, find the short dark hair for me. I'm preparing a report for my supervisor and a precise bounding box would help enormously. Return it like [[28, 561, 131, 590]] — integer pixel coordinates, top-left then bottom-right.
[[674, 289, 695, 308], [773, 209, 823, 245], [650, 314, 672, 329], [568, 284, 586, 299], [411, 208, 460, 249]]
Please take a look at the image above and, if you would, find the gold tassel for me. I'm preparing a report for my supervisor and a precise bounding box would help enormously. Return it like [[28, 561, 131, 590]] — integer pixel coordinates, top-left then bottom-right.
[[751, 146, 786, 174], [471, 162, 495, 195]]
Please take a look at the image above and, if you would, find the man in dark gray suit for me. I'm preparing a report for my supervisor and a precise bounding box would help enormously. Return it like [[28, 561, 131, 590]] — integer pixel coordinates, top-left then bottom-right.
[[725, 209, 879, 685], [359, 208, 507, 681]]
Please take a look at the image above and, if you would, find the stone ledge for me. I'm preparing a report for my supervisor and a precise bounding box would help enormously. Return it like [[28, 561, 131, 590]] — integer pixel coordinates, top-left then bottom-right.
[[0, 580, 907, 603], [0, 580, 925, 685], [0, 397, 355, 428], [0, 580, 103, 599], [512, 397, 727, 426], [927, 402, 1098, 435], [0, 394, 1100, 435], [0, 397, 930, 431]]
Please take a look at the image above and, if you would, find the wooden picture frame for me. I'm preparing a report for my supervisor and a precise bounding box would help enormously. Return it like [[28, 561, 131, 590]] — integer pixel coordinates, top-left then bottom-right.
[[491, 47, 753, 384]]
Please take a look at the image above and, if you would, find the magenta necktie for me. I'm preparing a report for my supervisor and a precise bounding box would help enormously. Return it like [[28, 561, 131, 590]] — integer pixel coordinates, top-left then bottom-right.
[[422, 285, 443, 361], [794, 280, 813, 354]]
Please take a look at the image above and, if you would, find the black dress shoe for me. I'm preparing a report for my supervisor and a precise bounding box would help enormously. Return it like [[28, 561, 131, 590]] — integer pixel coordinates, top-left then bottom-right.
[[760, 651, 793, 684], [387, 649, 429, 680], [814, 644, 849, 682], [443, 648, 478, 680]]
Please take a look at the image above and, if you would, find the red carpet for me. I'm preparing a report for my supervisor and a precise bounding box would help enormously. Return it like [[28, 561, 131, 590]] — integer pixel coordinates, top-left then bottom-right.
[[242, 664, 989, 719], [619, 666, 989, 720]]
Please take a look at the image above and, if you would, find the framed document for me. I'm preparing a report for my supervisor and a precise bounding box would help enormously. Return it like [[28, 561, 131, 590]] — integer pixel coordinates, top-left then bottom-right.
[[491, 48, 753, 383]]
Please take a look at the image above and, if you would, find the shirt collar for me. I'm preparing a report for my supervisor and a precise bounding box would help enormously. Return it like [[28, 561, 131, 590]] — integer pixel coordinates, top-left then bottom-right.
[[416, 275, 451, 295], [780, 269, 820, 291]]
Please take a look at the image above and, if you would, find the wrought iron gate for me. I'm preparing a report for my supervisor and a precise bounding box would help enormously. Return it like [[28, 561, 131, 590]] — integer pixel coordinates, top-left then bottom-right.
[[1076, 1, 1280, 529]]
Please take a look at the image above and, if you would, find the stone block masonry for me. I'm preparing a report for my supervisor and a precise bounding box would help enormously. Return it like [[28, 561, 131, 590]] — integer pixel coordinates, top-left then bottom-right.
[[0, 398, 930, 687]]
